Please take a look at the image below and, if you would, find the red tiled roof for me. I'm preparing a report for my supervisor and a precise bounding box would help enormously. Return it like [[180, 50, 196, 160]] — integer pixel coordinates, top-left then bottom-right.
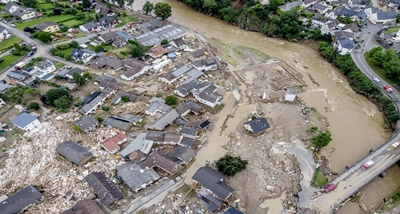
[[101, 133, 126, 153]]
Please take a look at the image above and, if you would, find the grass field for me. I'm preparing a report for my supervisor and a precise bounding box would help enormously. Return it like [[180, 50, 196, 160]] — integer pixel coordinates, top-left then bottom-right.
[[55, 62, 64, 69], [116, 15, 139, 27], [0, 36, 22, 53], [61, 19, 86, 28], [15, 15, 76, 29], [385, 27, 400, 34], [0, 54, 23, 73], [38, 3, 55, 9], [364, 52, 394, 85], [60, 48, 74, 56], [311, 167, 328, 187]]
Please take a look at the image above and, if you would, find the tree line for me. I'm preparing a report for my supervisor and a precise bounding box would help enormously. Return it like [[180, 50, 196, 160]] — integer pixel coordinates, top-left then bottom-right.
[[367, 47, 400, 86]]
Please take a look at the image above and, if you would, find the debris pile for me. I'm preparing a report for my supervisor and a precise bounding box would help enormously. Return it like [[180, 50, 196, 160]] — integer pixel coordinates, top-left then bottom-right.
[[0, 112, 124, 213], [111, 101, 148, 116]]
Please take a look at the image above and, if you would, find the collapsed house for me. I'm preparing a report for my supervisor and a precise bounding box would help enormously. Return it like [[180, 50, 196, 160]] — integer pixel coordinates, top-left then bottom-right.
[[56, 141, 93, 166], [85, 172, 124, 206], [116, 162, 160, 192], [0, 185, 43, 214]]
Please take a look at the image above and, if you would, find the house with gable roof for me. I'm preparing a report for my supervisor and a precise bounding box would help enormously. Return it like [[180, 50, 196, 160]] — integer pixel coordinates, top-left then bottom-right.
[[71, 49, 96, 63]]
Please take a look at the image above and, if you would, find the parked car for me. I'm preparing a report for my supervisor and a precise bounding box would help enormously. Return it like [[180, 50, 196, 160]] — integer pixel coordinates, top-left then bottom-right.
[[383, 86, 393, 93], [391, 142, 399, 149], [2, 20, 7, 23], [54, 37, 59, 41], [27, 51, 34, 57], [30, 58, 36, 62]]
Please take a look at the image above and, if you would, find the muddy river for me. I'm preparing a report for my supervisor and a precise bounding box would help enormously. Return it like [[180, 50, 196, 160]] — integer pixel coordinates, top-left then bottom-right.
[[127, 0, 399, 212]]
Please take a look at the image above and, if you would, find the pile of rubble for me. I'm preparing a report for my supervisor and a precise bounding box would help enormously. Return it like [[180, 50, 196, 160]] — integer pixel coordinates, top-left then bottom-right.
[[111, 101, 148, 116], [0, 112, 124, 213]]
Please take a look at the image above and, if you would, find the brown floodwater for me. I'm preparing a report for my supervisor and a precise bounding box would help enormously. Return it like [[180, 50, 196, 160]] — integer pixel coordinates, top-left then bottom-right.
[[128, 0, 398, 212]]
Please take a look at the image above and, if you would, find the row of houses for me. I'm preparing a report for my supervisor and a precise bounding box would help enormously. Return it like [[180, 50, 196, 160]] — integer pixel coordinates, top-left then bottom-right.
[[5, 2, 41, 21]]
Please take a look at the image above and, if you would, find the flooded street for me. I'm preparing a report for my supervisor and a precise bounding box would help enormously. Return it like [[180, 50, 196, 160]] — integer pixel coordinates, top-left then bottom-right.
[[129, 0, 398, 212]]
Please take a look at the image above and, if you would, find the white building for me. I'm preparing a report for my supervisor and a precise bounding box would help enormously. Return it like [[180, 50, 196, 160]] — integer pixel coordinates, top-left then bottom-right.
[[334, 38, 354, 55], [368, 11, 398, 24], [10, 113, 41, 132], [34, 59, 56, 74], [0, 26, 8, 41]]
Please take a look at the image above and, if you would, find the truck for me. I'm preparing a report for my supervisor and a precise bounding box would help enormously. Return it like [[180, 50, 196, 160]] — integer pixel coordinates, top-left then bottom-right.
[[53, 32, 64, 37], [361, 160, 374, 170], [325, 183, 336, 193], [14, 61, 26, 70]]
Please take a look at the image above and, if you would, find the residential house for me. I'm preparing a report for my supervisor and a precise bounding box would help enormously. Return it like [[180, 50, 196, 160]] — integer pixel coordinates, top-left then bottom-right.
[[149, 46, 168, 58], [145, 101, 171, 116], [158, 72, 178, 85], [278, 0, 304, 11], [321, 20, 340, 35], [335, 37, 355, 54], [129, 150, 147, 162], [71, 48, 96, 63], [357, 11, 368, 21], [141, 19, 162, 31], [172, 146, 196, 164], [56, 141, 93, 166], [116, 162, 160, 192], [176, 100, 203, 116], [101, 133, 127, 154], [0, 0, 18, 4], [343, 23, 360, 33], [170, 37, 187, 50], [181, 68, 204, 84], [0, 25, 9, 41], [139, 150, 181, 174], [81, 87, 115, 115], [194, 83, 223, 108], [80, 22, 100, 33], [174, 81, 207, 97], [324, 9, 338, 20], [303, 0, 318, 8], [364, 6, 380, 18], [74, 115, 98, 133], [180, 137, 195, 148], [85, 172, 124, 206], [337, 7, 359, 21], [163, 132, 183, 145], [99, 31, 119, 43], [7, 70, 35, 86], [34, 59, 56, 74], [244, 117, 271, 134], [13, 8, 37, 21], [64, 68, 83, 80], [348, 0, 365, 6], [120, 133, 154, 157], [62, 199, 104, 214], [6, 2, 19, 14], [115, 31, 133, 42], [147, 109, 180, 131], [35, 21, 59, 33], [0, 82, 9, 93], [121, 114, 142, 125], [369, 11, 398, 24], [146, 130, 165, 142], [103, 116, 132, 131], [96, 75, 122, 91], [191, 58, 218, 71], [389, 0, 400, 9], [97, 16, 118, 28], [95, 4, 111, 16], [88, 56, 124, 71], [181, 125, 198, 139], [10, 113, 41, 132], [285, 88, 297, 102], [0, 185, 43, 214], [190, 49, 206, 61], [111, 91, 138, 104], [120, 59, 151, 81], [312, 3, 329, 14]]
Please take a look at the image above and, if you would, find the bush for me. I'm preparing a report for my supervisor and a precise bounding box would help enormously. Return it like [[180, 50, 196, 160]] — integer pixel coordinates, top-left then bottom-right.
[[161, 39, 168, 45], [28, 102, 40, 110], [165, 95, 177, 105], [312, 132, 332, 147], [96, 116, 104, 123], [216, 154, 248, 177], [102, 106, 110, 111], [74, 99, 84, 107], [56, 43, 71, 50]]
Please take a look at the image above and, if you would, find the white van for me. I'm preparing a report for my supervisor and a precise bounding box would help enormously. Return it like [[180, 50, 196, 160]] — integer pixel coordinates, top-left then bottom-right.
[[373, 78, 381, 85]]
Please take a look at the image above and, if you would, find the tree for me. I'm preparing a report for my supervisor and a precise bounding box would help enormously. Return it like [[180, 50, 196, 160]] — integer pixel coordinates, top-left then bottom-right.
[[37, 32, 52, 43], [70, 40, 79, 49], [71, 8, 78, 15], [218, 6, 237, 22], [21, 0, 38, 8], [64, 54, 73, 61], [121, 96, 129, 102], [102, 106, 110, 111], [54, 95, 72, 110], [312, 132, 332, 147], [76, 13, 85, 20], [12, 50, 21, 56], [94, 45, 105, 53], [73, 72, 86, 85], [268, 0, 284, 11], [160, 39, 168, 45], [13, 43, 21, 50], [122, 10, 127, 16], [203, 0, 218, 14], [116, 0, 125, 8], [216, 154, 248, 177], [397, 13, 400, 24], [142, 1, 153, 14], [165, 95, 177, 105], [53, 8, 62, 15], [82, 0, 91, 9], [154, 2, 172, 20], [273, 10, 301, 39], [45, 88, 70, 106], [129, 45, 144, 57], [28, 102, 40, 110]]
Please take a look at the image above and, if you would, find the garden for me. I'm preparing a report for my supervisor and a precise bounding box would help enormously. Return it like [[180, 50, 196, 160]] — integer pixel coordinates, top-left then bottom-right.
[[0, 36, 22, 53], [0, 54, 23, 72]]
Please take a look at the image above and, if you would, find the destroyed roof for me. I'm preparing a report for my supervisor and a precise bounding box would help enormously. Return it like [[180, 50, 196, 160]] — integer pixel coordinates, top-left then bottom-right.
[[85, 172, 124, 206], [191, 49, 205, 58], [149, 97, 165, 104], [103, 116, 131, 130], [148, 109, 180, 130], [172, 146, 196, 163], [180, 137, 195, 147], [36, 21, 58, 30], [0, 185, 43, 214], [62, 199, 104, 214], [146, 130, 165, 142], [149, 46, 168, 58], [121, 114, 142, 123], [223, 207, 244, 214], [182, 69, 204, 84], [140, 150, 181, 173], [145, 101, 171, 115], [176, 100, 203, 115], [10, 113, 37, 128], [120, 133, 147, 157], [199, 188, 224, 212], [171, 37, 186, 47], [74, 115, 98, 131], [112, 91, 138, 104], [116, 162, 160, 192], [164, 132, 182, 144], [244, 117, 270, 134], [192, 166, 235, 199], [56, 141, 93, 165], [81, 87, 114, 114], [158, 72, 176, 81]]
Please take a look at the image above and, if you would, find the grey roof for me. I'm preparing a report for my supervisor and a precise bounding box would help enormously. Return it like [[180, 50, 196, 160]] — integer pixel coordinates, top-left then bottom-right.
[[181, 127, 198, 136], [10, 113, 37, 128], [149, 97, 165, 104], [198, 89, 222, 104], [172, 65, 192, 77], [172, 146, 196, 163], [116, 31, 133, 41], [35, 59, 54, 70], [5, 2, 18, 11], [139, 150, 181, 173], [95, 4, 110, 15], [95, 75, 115, 82], [244, 117, 270, 134], [100, 31, 119, 42], [81, 87, 114, 114], [327, 20, 340, 29], [74, 115, 98, 131], [135, 24, 186, 46], [0, 185, 43, 214], [67, 67, 84, 77], [175, 81, 208, 97], [390, 0, 400, 4], [82, 22, 98, 30], [191, 50, 205, 58], [367, 6, 380, 13], [61, 199, 104, 214], [56, 141, 93, 165], [334, 30, 354, 40], [182, 69, 204, 84], [112, 38, 126, 47], [148, 109, 180, 130], [146, 130, 165, 142], [71, 48, 95, 60], [343, 23, 359, 32], [171, 37, 186, 48], [57, 69, 70, 77], [116, 162, 160, 192], [358, 11, 367, 19], [223, 207, 244, 214], [279, 0, 302, 11], [0, 82, 9, 92], [176, 100, 203, 115], [7, 70, 31, 81], [112, 91, 138, 104], [339, 38, 355, 49], [377, 11, 398, 19], [0, 25, 6, 33], [145, 101, 171, 115], [36, 21, 58, 31], [88, 56, 123, 69], [121, 114, 142, 123], [13, 8, 29, 18], [337, 7, 357, 17], [103, 116, 131, 130], [123, 59, 149, 71], [192, 166, 235, 199], [141, 19, 162, 31], [180, 137, 195, 147], [120, 133, 147, 157], [97, 16, 118, 25], [313, 3, 328, 10], [164, 132, 182, 144], [85, 172, 124, 206]]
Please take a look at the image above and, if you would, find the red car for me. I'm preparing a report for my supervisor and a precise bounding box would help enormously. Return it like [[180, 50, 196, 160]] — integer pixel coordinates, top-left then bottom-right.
[[53, 37, 59, 41], [383, 86, 393, 93]]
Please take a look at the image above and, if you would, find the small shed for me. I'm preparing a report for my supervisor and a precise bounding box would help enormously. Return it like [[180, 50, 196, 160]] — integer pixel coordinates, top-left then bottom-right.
[[285, 88, 297, 102]]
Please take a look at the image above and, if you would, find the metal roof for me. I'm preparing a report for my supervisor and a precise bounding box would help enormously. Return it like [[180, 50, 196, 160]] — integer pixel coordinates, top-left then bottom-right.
[[10, 113, 37, 129]]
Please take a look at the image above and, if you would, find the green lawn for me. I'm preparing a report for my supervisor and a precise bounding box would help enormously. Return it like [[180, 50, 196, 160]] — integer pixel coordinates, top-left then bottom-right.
[[386, 27, 400, 33], [0, 54, 23, 73], [364, 52, 394, 85], [37, 3, 55, 9], [55, 62, 64, 69], [15, 14, 76, 30], [311, 167, 328, 187], [0, 5, 5, 10], [0, 36, 22, 53], [61, 19, 86, 28], [116, 15, 139, 27], [60, 48, 73, 56]]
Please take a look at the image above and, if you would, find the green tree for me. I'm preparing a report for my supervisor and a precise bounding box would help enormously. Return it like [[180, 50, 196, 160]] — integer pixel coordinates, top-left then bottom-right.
[[203, 0, 218, 14], [122, 10, 127, 16], [273, 10, 301, 39], [64, 54, 73, 61], [154, 2, 172, 20], [102, 106, 110, 111], [116, 0, 125, 8], [397, 13, 400, 23], [13, 43, 21, 50], [54, 95, 72, 110], [121, 96, 129, 102], [165, 95, 177, 105], [76, 13, 85, 20], [37, 32, 52, 43], [45, 88, 70, 106], [82, 0, 91, 8], [268, 0, 284, 11], [160, 39, 168, 45], [216, 154, 248, 177], [28, 102, 40, 110], [383, 60, 400, 82], [218, 6, 237, 22], [129, 45, 144, 57], [312, 132, 332, 147], [94, 45, 105, 53], [73, 72, 86, 86], [21, 0, 38, 8], [70, 40, 79, 49], [142, 1, 154, 15]]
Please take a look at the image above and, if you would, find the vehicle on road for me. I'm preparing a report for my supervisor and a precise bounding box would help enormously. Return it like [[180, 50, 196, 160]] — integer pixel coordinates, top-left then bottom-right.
[[383, 86, 393, 93], [14, 61, 26, 70], [29, 36, 34, 39], [361, 160, 374, 170], [2, 20, 7, 23], [30, 58, 36, 62], [391, 142, 399, 149], [373, 78, 381, 85], [27, 51, 34, 57], [10, 24, 16, 28], [325, 183, 337, 193]]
